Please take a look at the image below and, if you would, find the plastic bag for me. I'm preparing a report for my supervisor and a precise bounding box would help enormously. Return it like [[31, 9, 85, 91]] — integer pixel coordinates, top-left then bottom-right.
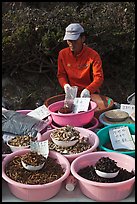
[[127, 92, 135, 105], [2, 110, 48, 136], [64, 86, 78, 109]]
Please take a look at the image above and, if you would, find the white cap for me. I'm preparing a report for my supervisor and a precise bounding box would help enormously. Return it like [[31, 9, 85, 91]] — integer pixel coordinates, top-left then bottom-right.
[[66, 183, 75, 191], [63, 23, 84, 41]]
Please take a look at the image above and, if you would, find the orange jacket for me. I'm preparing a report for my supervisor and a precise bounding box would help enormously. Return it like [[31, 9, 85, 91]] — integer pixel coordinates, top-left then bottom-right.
[[57, 45, 104, 94]]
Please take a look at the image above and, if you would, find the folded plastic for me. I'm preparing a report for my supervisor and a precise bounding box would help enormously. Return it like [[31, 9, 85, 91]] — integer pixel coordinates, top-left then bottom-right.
[[2, 110, 46, 136]]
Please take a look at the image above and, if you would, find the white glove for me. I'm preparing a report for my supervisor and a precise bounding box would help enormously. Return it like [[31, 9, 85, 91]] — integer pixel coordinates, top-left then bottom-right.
[[64, 84, 71, 94], [80, 89, 90, 98]]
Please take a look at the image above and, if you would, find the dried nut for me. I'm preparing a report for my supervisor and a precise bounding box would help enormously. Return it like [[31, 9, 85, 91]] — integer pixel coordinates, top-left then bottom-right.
[[8, 135, 33, 147], [50, 125, 80, 142]]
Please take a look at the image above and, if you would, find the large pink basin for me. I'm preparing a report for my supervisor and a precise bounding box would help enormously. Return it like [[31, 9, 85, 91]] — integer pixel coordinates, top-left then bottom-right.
[[39, 127, 99, 163], [2, 149, 70, 201], [48, 100, 97, 127], [71, 151, 135, 202]]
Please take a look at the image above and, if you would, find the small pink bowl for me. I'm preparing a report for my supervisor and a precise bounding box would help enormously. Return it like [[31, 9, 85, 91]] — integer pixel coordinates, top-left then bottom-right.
[[2, 149, 70, 201], [16, 110, 52, 134], [48, 100, 97, 127], [38, 127, 99, 163], [71, 151, 135, 202]]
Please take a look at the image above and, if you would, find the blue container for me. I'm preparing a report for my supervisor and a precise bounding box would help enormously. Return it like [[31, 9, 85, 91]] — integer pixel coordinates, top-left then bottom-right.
[[97, 124, 135, 157]]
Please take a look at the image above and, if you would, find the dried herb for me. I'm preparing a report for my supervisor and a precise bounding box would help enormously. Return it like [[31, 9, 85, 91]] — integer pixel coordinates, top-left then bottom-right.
[[5, 155, 64, 185]]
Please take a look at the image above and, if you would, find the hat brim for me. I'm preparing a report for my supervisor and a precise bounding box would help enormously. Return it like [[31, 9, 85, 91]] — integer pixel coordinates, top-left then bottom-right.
[[63, 33, 80, 41]]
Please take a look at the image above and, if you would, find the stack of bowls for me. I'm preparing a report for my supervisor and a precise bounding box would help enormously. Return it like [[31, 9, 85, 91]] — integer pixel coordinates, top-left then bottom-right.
[[47, 100, 98, 131], [45, 93, 114, 119]]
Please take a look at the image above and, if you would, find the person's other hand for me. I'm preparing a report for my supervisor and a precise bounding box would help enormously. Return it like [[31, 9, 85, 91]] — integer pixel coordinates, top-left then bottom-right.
[[64, 84, 71, 94], [80, 89, 90, 98]]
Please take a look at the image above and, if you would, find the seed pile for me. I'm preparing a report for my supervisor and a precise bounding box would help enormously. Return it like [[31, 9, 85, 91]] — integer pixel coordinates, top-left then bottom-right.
[[78, 157, 135, 183], [59, 106, 73, 114], [5, 155, 64, 185], [95, 157, 120, 173], [50, 125, 80, 141], [21, 152, 46, 166], [8, 135, 33, 147], [49, 137, 92, 154]]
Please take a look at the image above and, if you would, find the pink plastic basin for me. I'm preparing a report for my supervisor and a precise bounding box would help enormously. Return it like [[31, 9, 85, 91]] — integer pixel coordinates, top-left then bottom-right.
[[71, 151, 135, 202], [2, 149, 70, 201], [50, 117, 99, 131], [16, 109, 52, 134], [48, 100, 97, 127], [39, 127, 99, 163]]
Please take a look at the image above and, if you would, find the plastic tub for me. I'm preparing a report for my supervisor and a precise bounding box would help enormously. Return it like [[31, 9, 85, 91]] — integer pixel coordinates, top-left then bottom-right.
[[38, 127, 99, 163], [2, 149, 70, 201], [48, 100, 97, 127], [97, 124, 135, 157], [45, 93, 114, 120], [71, 151, 135, 202]]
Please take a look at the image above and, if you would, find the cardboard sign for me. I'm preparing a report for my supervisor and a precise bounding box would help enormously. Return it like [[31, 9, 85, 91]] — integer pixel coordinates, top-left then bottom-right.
[[73, 98, 90, 113], [27, 105, 50, 120], [109, 126, 135, 150], [120, 104, 135, 116]]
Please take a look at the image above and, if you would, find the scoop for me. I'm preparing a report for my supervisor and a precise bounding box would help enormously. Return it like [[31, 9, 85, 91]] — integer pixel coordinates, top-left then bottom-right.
[[50, 135, 78, 147], [21, 150, 46, 171], [95, 168, 119, 178], [21, 159, 45, 171]]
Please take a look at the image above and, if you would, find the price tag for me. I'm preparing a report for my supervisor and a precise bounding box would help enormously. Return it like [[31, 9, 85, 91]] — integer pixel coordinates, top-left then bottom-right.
[[120, 104, 135, 116], [27, 105, 50, 120], [73, 98, 90, 113], [30, 140, 49, 158], [109, 126, 135, 150]]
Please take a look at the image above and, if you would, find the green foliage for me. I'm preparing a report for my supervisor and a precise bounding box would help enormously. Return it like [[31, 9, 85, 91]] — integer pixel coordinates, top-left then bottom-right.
[[2, 2, 135, 102]]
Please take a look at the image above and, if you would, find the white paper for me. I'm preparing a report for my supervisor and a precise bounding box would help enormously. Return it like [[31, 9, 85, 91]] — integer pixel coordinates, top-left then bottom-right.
[[120, 104, 135, 116], [27, 105, 50, 120], [109, 126, 135, 150], [30, 140, 49, 158], [131, 135, 135, 143], [73, 98, 90, 113]]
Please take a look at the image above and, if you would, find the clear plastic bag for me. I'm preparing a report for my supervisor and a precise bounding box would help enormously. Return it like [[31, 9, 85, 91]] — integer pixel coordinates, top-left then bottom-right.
[[127, 92, 135, 105], [64, 86, 78, 109]]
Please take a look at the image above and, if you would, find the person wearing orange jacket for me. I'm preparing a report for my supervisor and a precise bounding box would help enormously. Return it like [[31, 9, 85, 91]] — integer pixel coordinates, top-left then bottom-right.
[[57, 23, 104, 98]]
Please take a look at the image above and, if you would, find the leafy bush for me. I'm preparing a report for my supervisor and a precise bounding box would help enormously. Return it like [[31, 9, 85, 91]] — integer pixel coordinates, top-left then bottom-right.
[[2, 2, 135, 103]]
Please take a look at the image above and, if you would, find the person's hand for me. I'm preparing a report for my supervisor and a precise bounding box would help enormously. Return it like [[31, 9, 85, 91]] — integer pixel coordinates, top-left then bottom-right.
[[64, 84, 71, 94], [80, 89, 90, 98]]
